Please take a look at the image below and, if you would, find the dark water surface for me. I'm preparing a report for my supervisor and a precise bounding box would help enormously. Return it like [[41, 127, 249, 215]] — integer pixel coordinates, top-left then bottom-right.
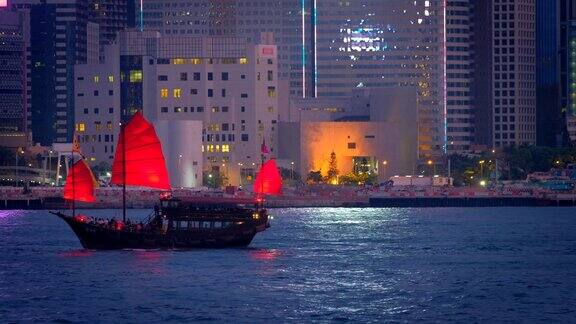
[[1, 208, 576, 323]]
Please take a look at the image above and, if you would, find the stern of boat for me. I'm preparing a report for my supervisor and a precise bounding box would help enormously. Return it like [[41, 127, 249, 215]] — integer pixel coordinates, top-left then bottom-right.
[[253, 209, 270, 232]]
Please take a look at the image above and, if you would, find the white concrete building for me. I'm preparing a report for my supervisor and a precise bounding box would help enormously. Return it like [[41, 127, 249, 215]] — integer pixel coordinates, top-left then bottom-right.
[[75, 31, 279, 187], [74, 45, 121, 167]]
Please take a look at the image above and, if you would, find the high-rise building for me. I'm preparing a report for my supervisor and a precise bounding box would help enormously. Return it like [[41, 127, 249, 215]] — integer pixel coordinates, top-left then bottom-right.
[[561, 0, 576, 142], [0, 8, 28, 147], [88, 0, 131, 59], [446, 0, 475, 152], [536, 0, 562, 147], [75, 31, 279, 186], [138, 0, 447, 157], [474, 0, 537, 148], [12, 0, 89, 145]]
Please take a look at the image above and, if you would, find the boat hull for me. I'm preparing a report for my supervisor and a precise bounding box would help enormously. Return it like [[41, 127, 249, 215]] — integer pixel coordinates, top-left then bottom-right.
[[52, 212, 262, 250]]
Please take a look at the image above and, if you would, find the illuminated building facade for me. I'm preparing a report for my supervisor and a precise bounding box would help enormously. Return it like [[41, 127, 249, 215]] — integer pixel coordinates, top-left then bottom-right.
[[278, 87, 419, 181], [561, 0, 576, 142], [0, 9, 28, 148], [75, 31, 279, 186], [474, 0, 537, 148], [138, 1, 447, 156]]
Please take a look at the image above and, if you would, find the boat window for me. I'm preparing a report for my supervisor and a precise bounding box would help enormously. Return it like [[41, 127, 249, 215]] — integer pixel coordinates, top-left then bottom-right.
[[179, 221, 188, 229], [214, 221, 222, 229], [202, 222, 211, 229], [222, 221, 230, 228], [191, 221, 200, 228]]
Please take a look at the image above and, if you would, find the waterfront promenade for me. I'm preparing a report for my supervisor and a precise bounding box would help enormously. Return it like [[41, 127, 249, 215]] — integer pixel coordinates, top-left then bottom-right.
[[1, 184, 576, 209]]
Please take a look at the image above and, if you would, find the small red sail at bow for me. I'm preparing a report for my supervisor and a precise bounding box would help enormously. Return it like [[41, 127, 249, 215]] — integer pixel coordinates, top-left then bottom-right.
[[63, 160, 98, 203], [111, 111, 170, 190], [253, 159, 282, 195]]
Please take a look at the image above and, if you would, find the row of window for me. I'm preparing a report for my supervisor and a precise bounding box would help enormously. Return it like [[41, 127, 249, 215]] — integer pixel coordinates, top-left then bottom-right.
[[83, 108, 114, 114], [78, 90, 114, 97], [160, 88, 251, 98], [172, 220, 235, 230], [76, 122, 114, 132], [203, 144, 231, 153]]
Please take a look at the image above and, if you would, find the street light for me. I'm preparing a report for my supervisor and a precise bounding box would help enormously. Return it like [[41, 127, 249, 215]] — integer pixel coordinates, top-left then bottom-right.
[[479, 160, 485, 179], [427, 159, 435, 176], [382, 160, 388, 178]]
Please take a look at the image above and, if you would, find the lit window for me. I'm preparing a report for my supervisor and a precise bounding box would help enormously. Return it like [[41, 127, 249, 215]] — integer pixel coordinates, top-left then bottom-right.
[[160, 88, 168, 98], [172, 58, 186, 65], [222, 144, 230, 152], [267, 86, 276, 97], [93, 76, 99, 83], [129, 70, 142, 82], [108, 75, 114, 82], [173, 88, 182, 98], [191, 58, 202, 64], [215, 145, 220, 152], [239, 57, 248, 64], [77, 123, 85, 132], [201, 145, 205, 152], [267, 106, 274, 112], [107, 122, 112, 130]]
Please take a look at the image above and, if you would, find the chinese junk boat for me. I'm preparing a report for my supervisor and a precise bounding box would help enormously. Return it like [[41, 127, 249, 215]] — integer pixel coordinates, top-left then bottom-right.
[[51, 112, 280, 249]]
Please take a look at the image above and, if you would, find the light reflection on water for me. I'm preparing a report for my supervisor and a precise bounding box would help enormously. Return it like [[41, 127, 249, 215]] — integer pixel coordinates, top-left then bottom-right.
[[0, 207, 575, 322]]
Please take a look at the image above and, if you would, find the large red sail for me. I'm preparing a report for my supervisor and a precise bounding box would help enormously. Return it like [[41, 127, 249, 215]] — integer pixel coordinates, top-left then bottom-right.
[[253, 159, 282, 195], [111, 111, 170, 190], [63, 160, 98, 203]]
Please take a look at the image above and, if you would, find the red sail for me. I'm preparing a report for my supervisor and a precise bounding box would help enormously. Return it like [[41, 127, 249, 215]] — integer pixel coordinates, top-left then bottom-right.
[[253, 159, 282, 195], [111, 111, 170, 190], [63, 160, 98, 203]]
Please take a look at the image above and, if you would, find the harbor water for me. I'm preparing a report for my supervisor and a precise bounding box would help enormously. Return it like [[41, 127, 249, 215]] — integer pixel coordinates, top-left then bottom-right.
[[1, 207, 575, 322]]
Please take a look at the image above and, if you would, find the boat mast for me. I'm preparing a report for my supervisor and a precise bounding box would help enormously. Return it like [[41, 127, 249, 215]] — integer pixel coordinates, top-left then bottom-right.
[[72, 151, 75, 217], [122, 122, 126, 222], [260, 139, 265, 210]]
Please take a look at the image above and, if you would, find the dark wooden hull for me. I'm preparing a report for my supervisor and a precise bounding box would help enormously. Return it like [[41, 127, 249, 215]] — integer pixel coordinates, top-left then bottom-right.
[[52, 211, 266, 250]]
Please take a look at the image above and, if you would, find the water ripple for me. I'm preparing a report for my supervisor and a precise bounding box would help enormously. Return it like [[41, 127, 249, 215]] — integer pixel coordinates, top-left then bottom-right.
[[1, 208, 576, 322]]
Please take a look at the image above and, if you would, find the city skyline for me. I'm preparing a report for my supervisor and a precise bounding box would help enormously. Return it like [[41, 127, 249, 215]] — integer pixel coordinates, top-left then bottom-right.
[[0, 0, 573, 187]]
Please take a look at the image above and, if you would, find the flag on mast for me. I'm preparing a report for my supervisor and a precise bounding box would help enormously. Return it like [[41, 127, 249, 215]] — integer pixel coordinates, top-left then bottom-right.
[[261, 139, 270, 154]]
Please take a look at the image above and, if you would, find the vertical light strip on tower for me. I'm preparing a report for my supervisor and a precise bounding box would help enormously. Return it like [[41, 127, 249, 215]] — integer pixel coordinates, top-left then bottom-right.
[[313, 0, 318, 97], [302, 0, 306, 97], [140, 0, 144, 31], [302, 0, 306, 98], [442, 0, 448, 153]]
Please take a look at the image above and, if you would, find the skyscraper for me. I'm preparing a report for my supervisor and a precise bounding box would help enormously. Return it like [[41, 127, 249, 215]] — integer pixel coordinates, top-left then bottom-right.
[[536, 0, 562, 147], [12, 0, 89, 145], [561, 0, 576, 142], [88, 1, 131, 54], [446, 0, 475, 152], [0, 8, 28, 147], [474, 0, 536, 148]]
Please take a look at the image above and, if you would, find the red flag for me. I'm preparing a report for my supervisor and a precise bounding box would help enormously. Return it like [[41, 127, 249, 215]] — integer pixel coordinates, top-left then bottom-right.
[[261, 139, 270, 154], [72, 134, 81, 154]]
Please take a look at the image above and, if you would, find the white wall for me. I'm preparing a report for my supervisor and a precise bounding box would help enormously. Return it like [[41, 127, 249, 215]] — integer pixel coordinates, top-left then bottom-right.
[[155, 120, 203, 188]]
